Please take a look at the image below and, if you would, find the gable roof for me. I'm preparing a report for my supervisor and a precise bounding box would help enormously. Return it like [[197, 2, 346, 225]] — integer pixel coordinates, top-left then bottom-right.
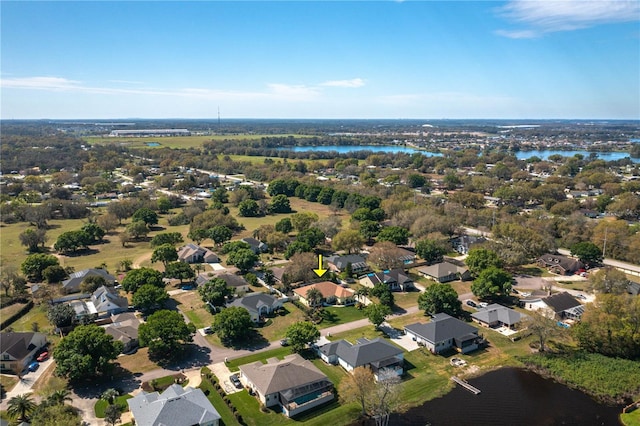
[[417, 262, 468, 279], [538, 254, 584, 273], [241, 237, 267, 250], [405, 313, 478, 344], [91, 286, 128, 312], [127, 385, 220, 426], [239, 354, 330, 396], [542, 292, 581, 313], [326, 255, 368, 271], [177, 244, 218, 262], [0, 332, 45, 360], [471, 303, 528, 326], [334, 337, 403, 368], [62, 268, 115, 291], [229, 293, 280, 314], [215, 273, 249, 288], [293, 281, 355, 300], [365, 269, 413, 286], [628, 281, 640, 296]]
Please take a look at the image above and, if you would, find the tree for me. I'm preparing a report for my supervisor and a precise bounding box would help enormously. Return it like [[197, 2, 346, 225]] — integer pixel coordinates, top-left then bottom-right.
[[275, 217, 293, 234], [42, 265, 68, 284], [164, 261, 195, 283], [471, 267, 512, 300], [296, 227, 326, 248], [45, 389, 73, 406], [418, 282, 463, 317], [125, 220, 149, 239], [7, 393, 36, 422], [19, 228, 47, 252], [21, 253, 59, 282], [30, 404, 81, 426], [284, 321, 320, 353], [209, 225, 233, 245], [81, 222, 106, 243], [238, 199, 260, 217], [406, 173, 426, 188], [151, 244, 178, 267], [284, 241, 312, 260], [199, 278, 233, 310], [465, 248, 503, 276], [47, 303, 76, 328], [121, 267, 164, 293], [132, 284, 169, 313], [138, 310, 195, 360], [338, 366, 375, 416], [570, 241, 603, 266], [523, 312, 558, 352], [132, 207, 158, 225], [269, 194, 292, 213], [367, 241, 405, 270], [332, 229, 364, 254], [54, 230, 92, 253], [305, 287, 324, 308], [226, 248, 258, 273], [97, 213, 119, 233], [359, 220, 381, 245], [377, 226, 409, 245], [588, 267, 629, 294], [104, 404, 121, 426], [369, 369, 401, 426], [101, 388, 119, 405], [364, 303, 392, 329], [415, 239, 447, 264], [290, 212, 319, 232], [371, 283, 394, 308], [221, 240, 252, 254], [54, 324, 123, 380], [283, 252, 318, 284], [150, 232, 184, 247], [211, 306, 254, 344], [80, 275, 107, 293]]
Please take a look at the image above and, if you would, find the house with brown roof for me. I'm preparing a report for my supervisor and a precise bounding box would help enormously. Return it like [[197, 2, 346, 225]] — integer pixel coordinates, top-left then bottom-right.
[[178, 244, 220, 264], [293, 281, 355, 307], [239, 354, 334, 418], [0, 332, 47, 373], [103, 312, 141, 353], [537, 254, 584, 275]]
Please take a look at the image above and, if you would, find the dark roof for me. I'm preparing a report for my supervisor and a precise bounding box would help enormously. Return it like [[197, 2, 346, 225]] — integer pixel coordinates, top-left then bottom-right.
[[229, 293, 279, 313], [542, 292, 581, 313], [367, 269, 413, 286], [334, 337, 403, 368], [0, 332, 44, 360], [216, 273, 249, 288], [538, 254, 584, 273], [327, 255, 368, 271], [62, 268, 115, 292], [628, 281, 640, 296], [404, 313, 478, 344]]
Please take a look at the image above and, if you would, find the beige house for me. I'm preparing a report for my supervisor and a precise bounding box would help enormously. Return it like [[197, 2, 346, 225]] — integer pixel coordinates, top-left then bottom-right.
[[239, 354, 334, 418], [293, 281, 355, 307], [0, 332, 47, 373]]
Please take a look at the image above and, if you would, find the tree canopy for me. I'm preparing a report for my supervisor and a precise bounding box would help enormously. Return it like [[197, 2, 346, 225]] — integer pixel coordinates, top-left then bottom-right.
[[465, 248, 503, 276], [471, 266, 512, 300], [121, 267, 164, 293], [198, 278, 233, 310], [211, 306, 254, 344], [132, 284, 169, 313], [226, 248, 258, 273], [284, 321, 320, 353], [418, 282, 463, 317], [150, 244, 178, 266], [21, 253, 59, 282], [138, 310, 195, 360], [364, 303, 392, 329], [570, 241, 603, 266]]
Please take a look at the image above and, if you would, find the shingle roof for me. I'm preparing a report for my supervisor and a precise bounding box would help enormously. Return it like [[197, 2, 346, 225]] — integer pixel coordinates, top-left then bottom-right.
[[333, 337, 403, 368], [326, 255, 368, 271], [471, 304, 527, 326], [542, 292, 581, 313], [91, 286, 128, 312], [127, 385, 220, 426], [62, 268, 115, 292], [366, 269, 413, 286], [538, 254, 584, 273], [293, 282, 355, 300], [228, 293, 279, 314], [0, 332, 44, 360], [405, 313, 478, 344], [416, 262, 468, 279], [239, 354, 329, 396]]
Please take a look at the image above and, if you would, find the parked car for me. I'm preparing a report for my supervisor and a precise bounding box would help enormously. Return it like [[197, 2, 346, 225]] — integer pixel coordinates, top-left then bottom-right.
[[466, 300, 477, 308], [230, 374, 242, 389], [27, 361, 39, 372], [36, 351, 49, 362], [280, 338, 289, 346], [478, 302, 488, 308], [203, 326, 213, 334], [575, 294, 587, 300]]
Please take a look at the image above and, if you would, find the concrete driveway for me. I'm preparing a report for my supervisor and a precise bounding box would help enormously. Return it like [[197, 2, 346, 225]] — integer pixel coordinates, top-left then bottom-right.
[[379, 322, 419, 352], [209, 362, 243, 394], [1, 357, 54, 404]]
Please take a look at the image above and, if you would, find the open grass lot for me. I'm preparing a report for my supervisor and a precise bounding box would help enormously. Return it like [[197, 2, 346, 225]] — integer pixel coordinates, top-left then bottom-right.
[[318, 305, 367, 327], [0, 302, 29, 321], [621, 409, 640, 426], [3, 303, 54, 335], [173, 290, 214, 330], [115, 348, 162, 374], [392, 290, 421, 309], [84, 134, 313, 149], [0, 374, 19, 393]]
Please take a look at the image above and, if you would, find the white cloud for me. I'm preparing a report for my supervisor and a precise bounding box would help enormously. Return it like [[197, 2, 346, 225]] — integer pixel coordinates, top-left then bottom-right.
[[496, 0, 640, 38], [320, 78, 365, 88], [1, 76, 82, 90]]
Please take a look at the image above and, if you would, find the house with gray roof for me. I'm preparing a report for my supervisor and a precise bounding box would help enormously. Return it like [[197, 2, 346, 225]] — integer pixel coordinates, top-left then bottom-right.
[[128, 384, 220, 426], [317, 337, 404, 380], [62, 268, 115, 293], [416, 262, 471, 283], [239, 354, 334, 418], [537, 254, 584, 275], [471, 304, 528, 330], [227, 292, 283, 322], [178, 244, 219, 264], [404, 313, 480, 355], [326, 254, 369, 275], [241, 237, 268, 254], [0, 332, 47, 373], [359, 269, 414, 292], [103, 312, 141, 353]]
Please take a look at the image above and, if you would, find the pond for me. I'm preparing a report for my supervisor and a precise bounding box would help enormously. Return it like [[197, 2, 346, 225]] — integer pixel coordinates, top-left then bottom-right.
[[390, 368, 622, 426]]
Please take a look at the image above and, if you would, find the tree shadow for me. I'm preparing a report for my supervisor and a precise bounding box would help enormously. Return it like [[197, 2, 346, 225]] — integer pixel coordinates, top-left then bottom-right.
[[225, 331, 270, 351], [62, 248, 99, 257], [71, 365, 142, 399], [319, 309, 339, 324], [150, 343, 213, 370]]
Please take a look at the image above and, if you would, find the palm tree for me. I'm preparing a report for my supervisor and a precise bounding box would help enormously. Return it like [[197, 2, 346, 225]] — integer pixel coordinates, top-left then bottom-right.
[[306, 287, 324, 308], [7, 393, 36, 422], [101, 388, 119, 405], [46, 389, 73, 406]]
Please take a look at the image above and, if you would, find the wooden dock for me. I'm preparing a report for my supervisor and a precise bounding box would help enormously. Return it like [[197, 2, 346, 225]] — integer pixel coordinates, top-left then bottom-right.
[[451, 376, 481, 395]]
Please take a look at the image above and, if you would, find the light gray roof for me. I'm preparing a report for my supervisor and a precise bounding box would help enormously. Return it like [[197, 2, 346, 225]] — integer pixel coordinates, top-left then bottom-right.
[[91, 286, 128, 313], [239, 354, 330, 396], [417, 262, 468, 279], [228, 293, 279, 314], [333, 337, 403, 368], [62, 268, 115, 292], [127, 385, 220, 426], [405, 313, 478, 344], [471, 303, 527, 326]]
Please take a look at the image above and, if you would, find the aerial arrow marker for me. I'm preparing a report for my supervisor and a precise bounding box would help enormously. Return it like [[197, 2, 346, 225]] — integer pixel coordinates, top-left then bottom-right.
[[313, 254, 328, 278]]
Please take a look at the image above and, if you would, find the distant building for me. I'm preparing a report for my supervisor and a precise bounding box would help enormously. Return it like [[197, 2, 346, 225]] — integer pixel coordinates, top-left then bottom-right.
[[109, 129, 190, 137]]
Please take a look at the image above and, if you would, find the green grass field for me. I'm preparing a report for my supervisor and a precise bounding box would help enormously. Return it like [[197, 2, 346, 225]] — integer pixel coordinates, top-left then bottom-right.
[[94, 394, 133, 417], [84, 134, 313, 149], [621, 409, 640, 426]]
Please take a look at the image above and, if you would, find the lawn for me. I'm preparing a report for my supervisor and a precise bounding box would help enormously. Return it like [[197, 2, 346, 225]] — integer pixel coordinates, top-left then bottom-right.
[[318, 306, 367, 328], [85, 134, 313, 149], [621, 409, 640, 426], [392, 291, 420, 309], [3, 303, 54, 335], [94, 394, 133, 417], [257, 303, 307, 342], [0, 375, 18, 393], [199, 369, 239, 426], [0, 303, 29, 321], [173, 290, 214, 330], [115, 348, 162, 374]]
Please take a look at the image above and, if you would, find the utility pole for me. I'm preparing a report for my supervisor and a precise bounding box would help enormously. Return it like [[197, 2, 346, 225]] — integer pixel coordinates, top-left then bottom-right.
[[602, 226, 608, 259]]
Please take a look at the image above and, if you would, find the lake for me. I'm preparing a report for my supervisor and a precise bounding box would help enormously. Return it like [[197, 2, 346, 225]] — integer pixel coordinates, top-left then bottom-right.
[[279, 145, 639, 162], [390, 368, 622, 426]]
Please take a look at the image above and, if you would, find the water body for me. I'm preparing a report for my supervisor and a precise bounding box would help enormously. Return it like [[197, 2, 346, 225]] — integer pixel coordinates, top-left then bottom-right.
[[514, 149, 637, 162], [146, 142, 161, 147], [390, 368, 622, 426]]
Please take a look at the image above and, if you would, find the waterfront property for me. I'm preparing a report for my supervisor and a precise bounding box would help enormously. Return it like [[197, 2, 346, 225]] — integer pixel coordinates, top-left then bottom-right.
[[471, 304, 528, 332], [521, 292, 584, 321], [404, 313, 481, 355], [239, 353, 334, 418]]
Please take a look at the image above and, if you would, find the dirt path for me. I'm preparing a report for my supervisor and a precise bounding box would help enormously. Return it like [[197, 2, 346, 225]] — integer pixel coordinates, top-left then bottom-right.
[[132, 252, 152, 269]]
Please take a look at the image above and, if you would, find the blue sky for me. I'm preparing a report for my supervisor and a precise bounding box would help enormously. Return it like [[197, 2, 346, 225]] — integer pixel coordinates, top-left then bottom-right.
[[1, 1, 639, 119]]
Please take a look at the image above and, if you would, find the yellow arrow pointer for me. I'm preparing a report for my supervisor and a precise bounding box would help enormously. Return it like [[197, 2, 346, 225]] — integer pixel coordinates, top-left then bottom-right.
[[313, 254, 328, 278]]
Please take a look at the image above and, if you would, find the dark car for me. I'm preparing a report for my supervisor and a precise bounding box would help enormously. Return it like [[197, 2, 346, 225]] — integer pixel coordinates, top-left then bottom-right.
[[466, 300, 477, 308], [230, 374, 242, 389]]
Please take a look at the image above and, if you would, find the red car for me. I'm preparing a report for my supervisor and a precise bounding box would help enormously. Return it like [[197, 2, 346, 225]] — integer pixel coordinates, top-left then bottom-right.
[[36, 351, 49, 362]]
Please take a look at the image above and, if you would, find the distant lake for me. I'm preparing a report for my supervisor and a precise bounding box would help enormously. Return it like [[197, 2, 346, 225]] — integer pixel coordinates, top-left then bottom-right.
[[514, 149, 638, 162], [390, 368, 622, 426]]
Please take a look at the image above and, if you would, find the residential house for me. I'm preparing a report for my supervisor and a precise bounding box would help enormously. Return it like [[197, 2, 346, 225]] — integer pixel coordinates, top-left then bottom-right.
[[326, 254, 369, 275], [228, 293, 283, 323], [395, 247, 417, 266], [62, 268, 115, 293], [404, 313, 480, 355], [103, 312, 141, 353], [628, 281, 640, 296], [416, 262, 471, 283], [471, 304, 528, 330], [537, 254, 584, 275], [127, 384, 221, 426], [293, 281, 355, 307], [241, 237, 268, 254], [67, 286, 128, 320], [0, 332, 47, 373], [239, 354, 334, 418], [214, 273, 250, 294], [359, 269, 414, 292], [178, 244, 219, 264], [451, 235, 488, 255], [317, 337, 404, 380], [521, 292, 584, 321], [270, 266, 286, 284]]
